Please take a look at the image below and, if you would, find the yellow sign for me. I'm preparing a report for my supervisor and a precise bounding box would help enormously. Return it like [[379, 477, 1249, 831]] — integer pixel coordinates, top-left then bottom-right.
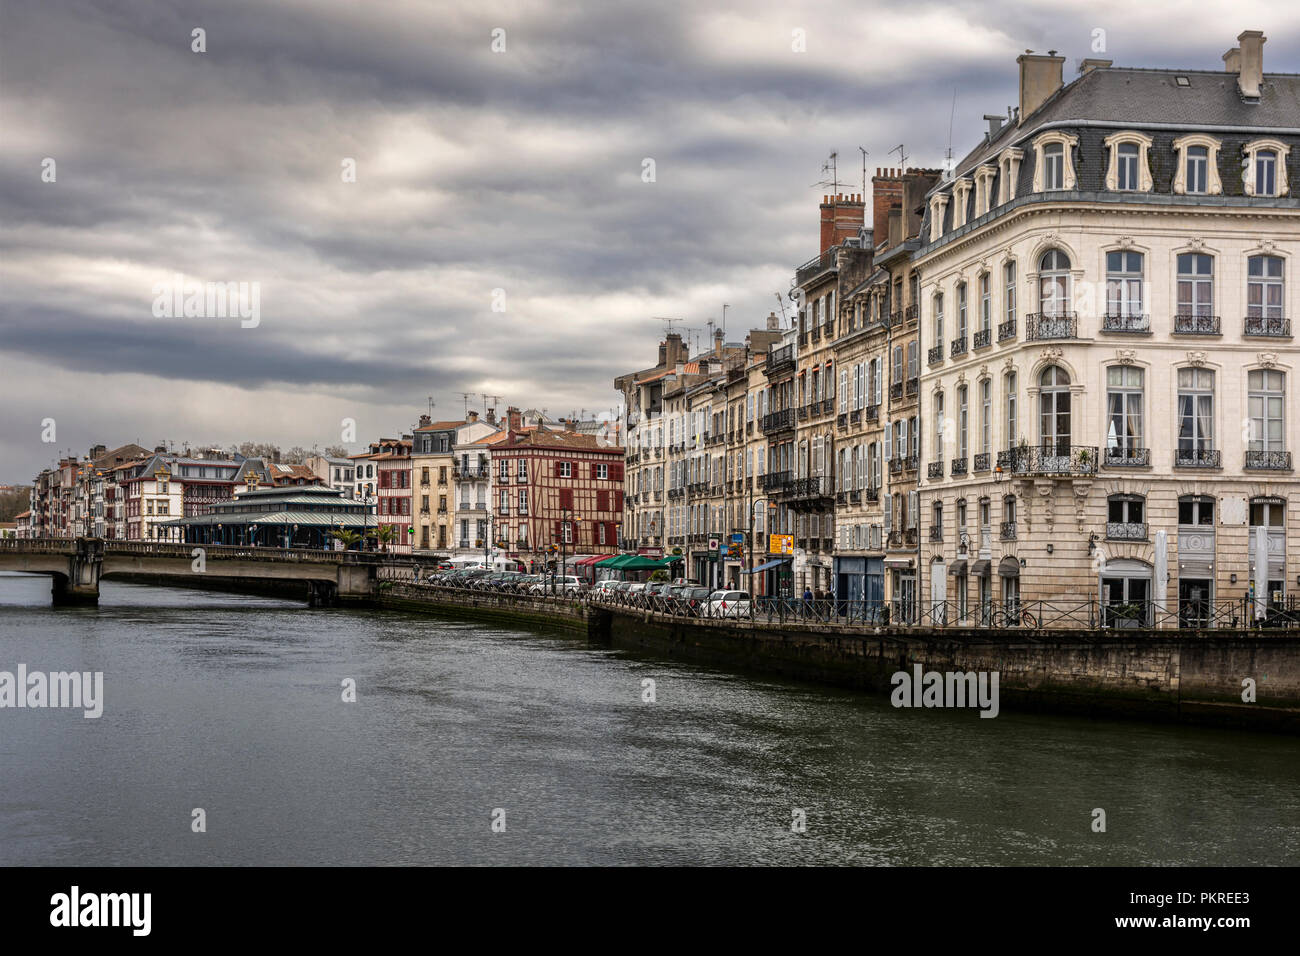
[[769, 534, 793, 555]]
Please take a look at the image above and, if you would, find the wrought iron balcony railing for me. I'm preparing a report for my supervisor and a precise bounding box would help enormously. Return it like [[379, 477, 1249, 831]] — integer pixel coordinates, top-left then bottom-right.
[[1172, 313, 1220, 335], [929, 525, 943, 542], [1106, 521, 1148, 540], [998, 318, 1016, 342], [904, 304, 918, 323], [1174, 447, 1221, 469], [950, 336, 968, 358], [928, 345, 944, 366], [760, 408, 797, 434], [972, 452, 991, 472], [765, 344, 796, 375], [1103, 445, 1150, 467], [1101, 313, 1151, 333], [1244, 315, 1291, 337], [905, 377, 918, 397], [997, 444, 1099, 476], [973, 328, 992, 349], [1245, 450, 1292, 470], [928, 461, 943, 479], [889, 382, 903, 400], [1025, 311, 1077, 340], [866, 404, 879, 422], [761, 471, 793, 492], [951, 457, 968, 476], [865, 486, 880, 503], [849, 409, 861, 425], [837, 412, 848, 429]]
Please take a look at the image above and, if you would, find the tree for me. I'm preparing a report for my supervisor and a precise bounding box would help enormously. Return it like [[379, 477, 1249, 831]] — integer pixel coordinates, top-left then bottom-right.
[[369, 524, 396, 552], [0, 486, 31, 522], [282, 446, 315, 464], [329, 529, 361, 550], [324, 445, 350, 459]]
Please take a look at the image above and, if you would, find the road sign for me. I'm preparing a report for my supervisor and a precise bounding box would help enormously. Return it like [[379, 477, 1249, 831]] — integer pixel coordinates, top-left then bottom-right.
[[708, 537, 719, 550], [769, 533, 794, 555]]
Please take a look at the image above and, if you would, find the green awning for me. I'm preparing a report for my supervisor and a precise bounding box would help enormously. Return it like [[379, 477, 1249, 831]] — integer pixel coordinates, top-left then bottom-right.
[[594, 553, 684, 570]]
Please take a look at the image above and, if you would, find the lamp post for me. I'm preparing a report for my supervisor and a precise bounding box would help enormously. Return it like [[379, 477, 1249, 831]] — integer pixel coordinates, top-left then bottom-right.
[[483, 513, 493, 569], [748, 493, 769, 595]]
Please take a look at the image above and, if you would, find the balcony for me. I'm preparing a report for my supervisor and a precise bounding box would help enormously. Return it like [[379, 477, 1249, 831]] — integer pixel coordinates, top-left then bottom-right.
[[795, 249, 834, 286], [787, 477, 832, 504], [760, 408, 797, 435], [951, 457, 968, 476], [928, 345, 944, 367], [973, 328, 992, 349], [1103, 445, 1150, 468], [1245, 315, 1291, 337], [904, 529, 918, 547], [998, 318, 1016, 342], [866, 404, 879, 423], [904, 305, 918, 323], [1101, 313, 1151, 333], [1000, 521, 1017, 541], [889, 382, 903, 401], [458, 539, 470, 549], [950, 336, 968, 358], [810, 327, 821, 343], [474, 502, 488, 510], [887, 531, 903, 549], [905, 377, 918, 397], [849, 409, 861, 425], [889, 458, 904, 475], [1174, 447, 1221, 469], [1245, 450, 1292, 471], [797, 406, 809, 421], [1025, 312, 1077, 340], [891, 311, 903, 327], [904, 454, 918, 472], [761, 471, 794, 493], [997, 444, 1100, 477], [972, 452, 990, 472], [1172, 313, 1221, 335], [928, 461, 943, 479], [823, 321, 835, 339], [866, 486, 880, 503], [822, 398, 835, 415], [929, 525, 943, 542], [765, 344, 796, 375], [848, 490, 861, 504], [1106, 521, 1147, 541]]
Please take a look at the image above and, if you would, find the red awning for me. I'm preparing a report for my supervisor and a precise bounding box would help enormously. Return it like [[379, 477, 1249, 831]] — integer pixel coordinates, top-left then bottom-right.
[[577, 554, 614, 567]]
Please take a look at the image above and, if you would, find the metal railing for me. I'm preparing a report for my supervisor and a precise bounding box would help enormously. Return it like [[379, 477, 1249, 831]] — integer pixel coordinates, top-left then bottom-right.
[[1101, 313, 1151, 333], [1106, 521, 1147, 540], [950, 336, 968, 358], [973, 328, 992, 349], [761, 408, 797, 434], [1025, 311, 1077, 340], [999, 521, 1016, 540], [928, 461, 943, 479], [951, 456, 968, 476], [1244, 315, 1291, 337], [998, 318, 1016, 342], [1174, 447, 1221, 469], [1245, 450, 1292, 470], [1103, 446, 1150, 468], [928, 345, 944, 366], [996, 444, 1099, 476], [1172, 313, 1220, 335], [973, 452, 991, 472]]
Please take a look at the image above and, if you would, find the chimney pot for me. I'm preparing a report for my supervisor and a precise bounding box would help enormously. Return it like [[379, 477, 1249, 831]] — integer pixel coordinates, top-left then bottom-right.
[[1016, 52, 1065, 123], [1236, 30, 1265, 99]]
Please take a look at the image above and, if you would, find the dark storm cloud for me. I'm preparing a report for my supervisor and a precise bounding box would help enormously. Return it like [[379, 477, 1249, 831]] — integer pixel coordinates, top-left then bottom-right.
[[0, 0, 1290, 477]]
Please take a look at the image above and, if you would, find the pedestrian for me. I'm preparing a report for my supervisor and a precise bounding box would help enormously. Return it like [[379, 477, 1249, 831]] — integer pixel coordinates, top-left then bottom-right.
[[803, 586, 813, 618]]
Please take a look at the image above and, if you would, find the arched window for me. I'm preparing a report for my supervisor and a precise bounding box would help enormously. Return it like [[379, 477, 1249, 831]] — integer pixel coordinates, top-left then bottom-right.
[[1038, 250, 1071, 315], [1038, 366, 1071, 455]]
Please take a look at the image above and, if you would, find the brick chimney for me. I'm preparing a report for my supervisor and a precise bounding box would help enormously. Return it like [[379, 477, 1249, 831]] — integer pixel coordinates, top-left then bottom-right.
[[663, 331, 688, 368], [506, 406, 523, 431], [871, 169, 905, 249], [902, 168, 942, 239], [418, 414, 431, 427], [1017, 52, 1065, 123], [819, 193, 866, 254], [564, 418, 577, 432], [1236, 30, 1265, 99]]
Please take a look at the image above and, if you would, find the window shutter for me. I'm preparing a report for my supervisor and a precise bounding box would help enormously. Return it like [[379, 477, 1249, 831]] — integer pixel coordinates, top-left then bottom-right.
[[884, 425, 892, 461], [614, 490, 623, 512], [883, 494, 892, 532], [908, 491, 919, 528], [900, 418, 908, 454], [611, 463, 623, 481]]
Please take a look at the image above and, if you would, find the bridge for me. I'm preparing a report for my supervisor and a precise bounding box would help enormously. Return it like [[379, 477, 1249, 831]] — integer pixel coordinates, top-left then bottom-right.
[[0, 539, 416, 606]]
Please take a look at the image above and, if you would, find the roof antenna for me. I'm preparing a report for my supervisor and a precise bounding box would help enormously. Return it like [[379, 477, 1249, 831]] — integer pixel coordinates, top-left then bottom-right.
[[890, 143, 908, 174], [944, 88, 957, 180], [858, 146, 869, 196], [774, 292, 788, 326], [810, 150, 841, 193]]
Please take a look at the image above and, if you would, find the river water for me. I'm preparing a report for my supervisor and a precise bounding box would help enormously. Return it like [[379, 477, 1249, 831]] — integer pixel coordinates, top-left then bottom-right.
[[0, 573, 1296, 866]]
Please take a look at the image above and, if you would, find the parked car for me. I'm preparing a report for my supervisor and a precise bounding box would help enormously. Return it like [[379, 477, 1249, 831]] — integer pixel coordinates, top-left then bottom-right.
[[680, 586, 713, 616], [706, 590, 752, 618], [590, 579, 622, 599]]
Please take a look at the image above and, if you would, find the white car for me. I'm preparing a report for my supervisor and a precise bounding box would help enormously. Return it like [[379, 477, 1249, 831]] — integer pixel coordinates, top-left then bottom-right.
[[706, 590, 752, 618], [530, 574, 582, 595]]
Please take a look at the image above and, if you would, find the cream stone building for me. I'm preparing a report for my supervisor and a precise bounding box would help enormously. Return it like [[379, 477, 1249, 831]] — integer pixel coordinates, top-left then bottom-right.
[[916, 33, 1298, 628]]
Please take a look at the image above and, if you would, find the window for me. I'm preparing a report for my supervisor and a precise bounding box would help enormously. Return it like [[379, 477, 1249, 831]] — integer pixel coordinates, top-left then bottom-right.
[[499, 489, 509, 512], [1186, 146, 1208, 194], [1247, 370, 1285, 452], [1177, 254, 1214, 319], [1255, 150, 1277, 197], [1039, 366, 1071, 454], [558, 461, 572, 478], [932, 501, 943, 536], [1038, 250, 1071, 315], [596, 463, 609, 480], [957, 386, 969, 459], [1005, 372, 1017, 447], [934, 292, 944, 345], [1105, 251, 1144, 318], [1116, 143, 1139, 190], [1176, 368, 1215, 460], [934, 392, 945, 458], [498, 459, 508, 480], [957, 282, 968, 340], [1043, 143, 1064, 190], [1003, 261, 1016, 327], [1178, 496, 1214, 526], [1247, 255, 1285, 322], [1106, 366, 1144, 460], [979, 273, 991, 333], [980, 379, 991, 456]]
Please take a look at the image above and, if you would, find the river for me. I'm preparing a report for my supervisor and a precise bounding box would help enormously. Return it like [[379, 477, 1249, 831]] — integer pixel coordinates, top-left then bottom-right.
[[1, 573, 1296, 865]]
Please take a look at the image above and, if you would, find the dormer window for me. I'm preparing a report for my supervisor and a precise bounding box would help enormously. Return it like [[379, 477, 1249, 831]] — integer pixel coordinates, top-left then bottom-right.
[[928, 192, 950, 242], [1102, 131, 1153, 193], [974, 164, 998, 217], [952, 178, 973, 229], [997, 147, 1024, 205], [1172, 134, 1222, 195], [1243, 139, 1291, 198], [1043, 144, 1064, 189]]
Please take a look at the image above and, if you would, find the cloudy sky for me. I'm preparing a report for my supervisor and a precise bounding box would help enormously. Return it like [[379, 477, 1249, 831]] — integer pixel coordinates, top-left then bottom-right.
[[2, 0, 1295, 480]]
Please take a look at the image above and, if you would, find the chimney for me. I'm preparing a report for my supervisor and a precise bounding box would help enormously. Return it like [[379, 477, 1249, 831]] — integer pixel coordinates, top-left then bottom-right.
[[887, 204, 903, 247], [468, 410, 479, 422], [418, 414, 431, 427], [1237, 30, 1265, 99], [664, 331, 688, 367], [1079, 58, 1112, 74], [1016, 52, 1065, 123], [871, 169, 905, 248], [767, 310, 779, 331], [89, 444, 106, 459], [1223, 46, 1241, 74], [154, 445, 166, 454], [564, 419, 577, 432], [982, 113, 1004, 139], [506, 406, 523, 431], [713, 328, 724, 353], [902, 168, 942, 238], [819, 192, 866, 254]]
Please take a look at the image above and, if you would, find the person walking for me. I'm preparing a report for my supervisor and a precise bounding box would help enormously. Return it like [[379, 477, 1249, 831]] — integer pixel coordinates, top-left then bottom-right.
[[803, 586, 813, 619]]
